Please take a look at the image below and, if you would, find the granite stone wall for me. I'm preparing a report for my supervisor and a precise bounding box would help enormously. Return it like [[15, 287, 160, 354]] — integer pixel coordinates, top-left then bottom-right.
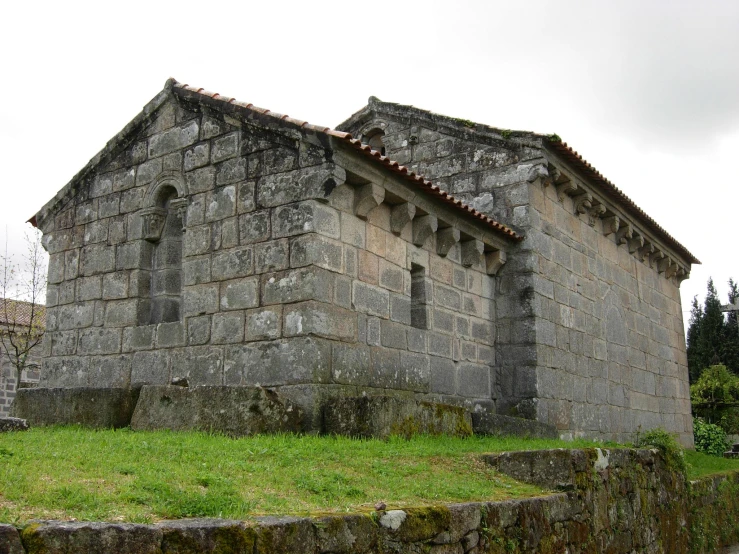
[[339, 103, 694, 445], [35, 94, 507, 419]]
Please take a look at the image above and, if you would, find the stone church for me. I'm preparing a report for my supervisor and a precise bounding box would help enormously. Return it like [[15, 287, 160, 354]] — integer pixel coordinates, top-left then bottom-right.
[[22, 79, 698, 445]]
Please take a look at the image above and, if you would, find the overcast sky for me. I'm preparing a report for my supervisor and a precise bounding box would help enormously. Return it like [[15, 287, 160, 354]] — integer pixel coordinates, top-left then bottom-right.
[[1, 0, 737, 330]]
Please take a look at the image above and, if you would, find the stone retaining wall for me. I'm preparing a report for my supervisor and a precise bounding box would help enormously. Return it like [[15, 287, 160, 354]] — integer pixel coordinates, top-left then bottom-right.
[[3, 448, 739, 553]]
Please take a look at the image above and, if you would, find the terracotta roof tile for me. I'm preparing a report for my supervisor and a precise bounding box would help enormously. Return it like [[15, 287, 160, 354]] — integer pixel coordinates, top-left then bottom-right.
[[0, 299, 46, 328]]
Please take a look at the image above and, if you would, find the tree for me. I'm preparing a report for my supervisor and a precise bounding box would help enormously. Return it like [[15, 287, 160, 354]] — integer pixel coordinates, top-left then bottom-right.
[[687, 277, 739, 382], [0, 229, 47, 390]]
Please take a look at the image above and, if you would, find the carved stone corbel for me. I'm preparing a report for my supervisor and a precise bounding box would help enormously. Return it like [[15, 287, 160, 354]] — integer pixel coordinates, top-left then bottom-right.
[[628, 234, 644, 254], [461, 239, 484, 267], [573, 193, 593, 215], [485, 250, 507, 275], [556, 181, 576, 202], [639, 243, 655, 263], [436, 227, 461, 257], [526, 164, 550, 186], [412, 215, 438, 247], [664, 263, 678, 279], [588, 203, 606, 226], [390, 203, 416, 235], [616, 223, 633, 245], [602, 216, 620, 236], [650, 250, 665, 269], [141, 207, 167, 242], [170, 198, 188, 231], [354, 183, 385, 219], [676, 267, 690, 283]]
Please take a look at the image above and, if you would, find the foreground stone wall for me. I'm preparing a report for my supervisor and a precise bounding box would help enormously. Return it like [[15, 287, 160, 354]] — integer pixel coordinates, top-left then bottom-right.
[[3, 448, 738, 553]]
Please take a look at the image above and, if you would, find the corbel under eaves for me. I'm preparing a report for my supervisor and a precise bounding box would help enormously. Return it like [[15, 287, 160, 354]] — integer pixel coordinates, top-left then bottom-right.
[[628, 234, 645, 254], [461, 239, 485, 267], [436, 227, 461, 257], [485, 250, 507, 275], [412, 214, 438, 247], [588, 203, 606, 226], [573, 192, 593, 215], [602, 216, 620, 236], [616, 223, 633, 245], [390, 203, 416, 235], [354, 183, 385, 219]]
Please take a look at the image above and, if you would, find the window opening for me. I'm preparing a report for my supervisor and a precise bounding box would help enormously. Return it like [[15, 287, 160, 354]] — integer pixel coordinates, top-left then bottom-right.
[[365, 129, 386, 156], [411, 263, 430, 329], [149, 187, 183, 323]]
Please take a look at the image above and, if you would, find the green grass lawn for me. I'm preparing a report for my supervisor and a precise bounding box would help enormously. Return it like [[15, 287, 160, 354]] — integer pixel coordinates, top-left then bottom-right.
[[1, 427, 738, 525]]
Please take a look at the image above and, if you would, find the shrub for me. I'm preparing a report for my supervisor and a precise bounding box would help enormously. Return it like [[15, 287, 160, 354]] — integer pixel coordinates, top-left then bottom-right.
[[633, 427, 687, 476], [693, 418, 728, 457], [691, 365, 739, 404]]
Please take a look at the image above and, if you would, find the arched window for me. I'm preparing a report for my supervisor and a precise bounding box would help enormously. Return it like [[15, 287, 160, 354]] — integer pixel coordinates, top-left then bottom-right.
[[141, 172, 188, 324], [364, 129, 386, 156]]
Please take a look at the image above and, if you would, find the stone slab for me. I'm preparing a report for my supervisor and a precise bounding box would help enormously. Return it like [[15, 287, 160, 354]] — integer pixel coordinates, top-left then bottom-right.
[[10, 388, 140, 428], [471, 411, 557, 439], [323, 396, 473, 439], [129, 385, 303, 436], [0, 417, 29, 433]]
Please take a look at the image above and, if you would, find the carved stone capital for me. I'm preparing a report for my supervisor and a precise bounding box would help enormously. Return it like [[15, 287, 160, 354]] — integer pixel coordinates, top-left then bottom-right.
[[436, 227, 461, 257], [485, 250, 506, 275], [602, 216, 620, 236], [390, 203, 416, 235], [354, 183, 385, 219], [588, 203, 606, 226], [461, 239, 484, 267], [556, 181, 576, 202], [573, 193, 593, 215], [141, 207, 167, 242], [170, 198, 188, 231], [412, 215, 438, 247], [616, 223, 633, 245]]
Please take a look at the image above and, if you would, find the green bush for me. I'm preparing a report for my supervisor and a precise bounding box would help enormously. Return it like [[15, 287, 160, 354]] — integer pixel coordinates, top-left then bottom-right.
[[633, 427, 687, 476], [693, 418, 729, 457], [691, 365, 739, 404]]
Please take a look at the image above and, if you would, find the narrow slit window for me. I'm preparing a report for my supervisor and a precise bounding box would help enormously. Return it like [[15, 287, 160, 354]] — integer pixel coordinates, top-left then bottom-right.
[[411, 263, 430, 329]]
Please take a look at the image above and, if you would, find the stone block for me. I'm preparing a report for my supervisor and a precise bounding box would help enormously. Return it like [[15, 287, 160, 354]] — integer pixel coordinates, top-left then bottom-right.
[[132, 349, 170, 385], [183, 142, 210, 171], [12, 388, 140, 428], [244, 307, 282, 341], [472, 412, 557, 438], [104, 299, 141, 327], [331, 342, 371, 385], [218, 277, 259, 311], [158, 519, 256, 554], [182, 255, 211, 285], [76, 275, 102, 301], [379, 260, 404, 292], [428, 332, 452, 358], [323, 396, 472, 439], [239, 209, 270, 244], [205, 185, 237, 222], [224, 337, 330, 386], [123, 325, 156, 351], [148, 120, 199, 158], [399, 351, 430, 391], [341, 212, 366, 248], [0, 419, 28, 433], [290, 233, 343, 271], [171, 346, 224, 386], [78, 328, 122, 355], [358, 250, 379, 284], [80, 244, 115, 275], [381, 320, 408, 350], [211, 311, 245, 344], [183, 283, 219, 316], [353, 281, 390, 318], [211, 246, 253, 280], [254, 517, 317, 554], [261, 267, 334, 305], [457, 363, 491, 397], [272, 200, 340, 239], [103, 272, 129, 299], [216, 157, 247, 185], [84, 220, 109, 244], [407, 328, 427, 353], [254, 238, 289, 274], [183, 224, 211, 256], [257, 166, 337, 207], [50, 330, 78, 356], [211, 132, 239, 163], [89, 355, 132, 388], [237, 181, 256, 214], [116, 241, 150, 270], [186, 315, 211, 345], [430, 356, 456, 395], [185, 166, 216, 194], [284, 301, 357, 341], [157, 322, 186, 348]]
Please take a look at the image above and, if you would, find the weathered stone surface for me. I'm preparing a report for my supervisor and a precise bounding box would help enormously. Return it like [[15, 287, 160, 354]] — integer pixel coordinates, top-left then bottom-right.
[[130, 385, 303, 436], [471, 411, 558, 439], [20, 521, 162, 554], [11, 388, 140, 428], [323, 396, 472, 439], [0, 524, 24, 554], [0, 417, 29, 433], [158, 519, 256, 553]]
